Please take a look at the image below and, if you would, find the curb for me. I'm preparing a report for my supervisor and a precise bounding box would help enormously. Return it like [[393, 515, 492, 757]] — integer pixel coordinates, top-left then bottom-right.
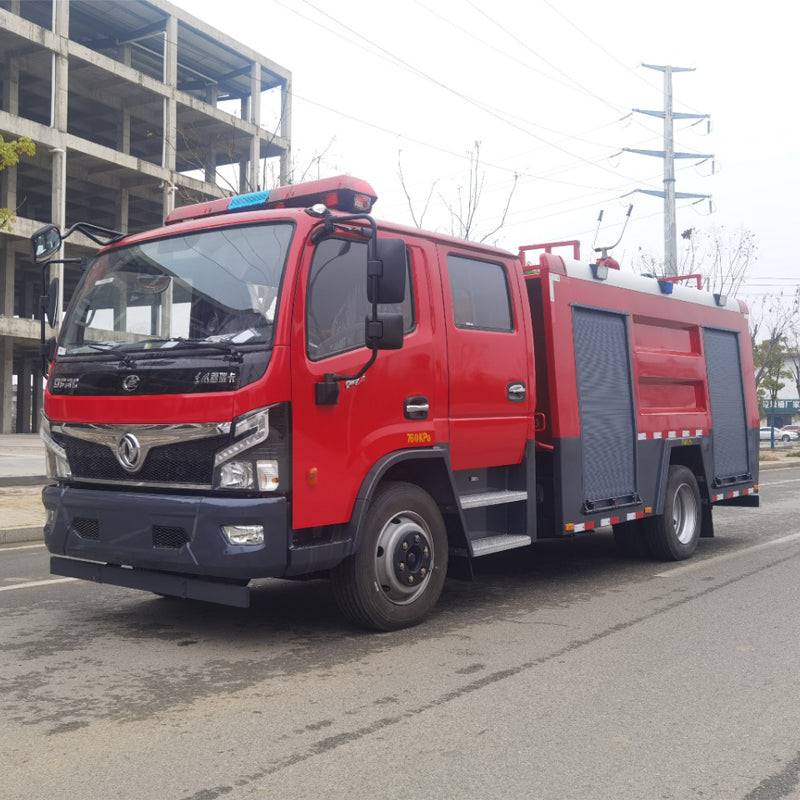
[[0, 526, 43, 545], [0, 476, 48, 488], [759, 459, 799, 470]]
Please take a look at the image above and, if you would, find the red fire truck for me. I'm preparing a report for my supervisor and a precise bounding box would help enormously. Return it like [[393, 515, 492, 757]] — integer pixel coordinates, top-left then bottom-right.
[[32, 175, 759, 630]]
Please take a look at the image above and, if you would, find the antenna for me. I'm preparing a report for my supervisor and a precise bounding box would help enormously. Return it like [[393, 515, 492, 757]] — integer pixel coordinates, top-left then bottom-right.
[[591, 209, 604, 250], [593, 203, 633, 261]]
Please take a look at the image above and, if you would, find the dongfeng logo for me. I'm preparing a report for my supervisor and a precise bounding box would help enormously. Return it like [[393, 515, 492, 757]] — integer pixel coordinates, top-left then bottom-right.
[[122, 374, 141, 392], [116, 433, 142, 472]]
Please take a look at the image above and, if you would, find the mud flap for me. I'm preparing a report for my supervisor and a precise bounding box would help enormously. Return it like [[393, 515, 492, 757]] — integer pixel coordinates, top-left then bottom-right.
[[700, 500, 715, 538]]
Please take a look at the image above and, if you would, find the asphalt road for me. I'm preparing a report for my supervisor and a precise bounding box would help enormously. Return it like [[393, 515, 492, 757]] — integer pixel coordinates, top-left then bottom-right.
[[1, 465, 800, 800]]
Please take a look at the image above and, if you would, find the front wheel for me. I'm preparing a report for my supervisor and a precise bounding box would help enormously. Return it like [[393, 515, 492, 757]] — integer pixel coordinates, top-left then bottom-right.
[[645, 465, 702, 561], [331, 481, 448, 631], [781, 434, 791, 443]]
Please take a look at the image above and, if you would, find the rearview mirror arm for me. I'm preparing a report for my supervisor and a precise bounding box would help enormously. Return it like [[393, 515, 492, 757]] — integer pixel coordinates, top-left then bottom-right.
[[312, 213, 386, 405]]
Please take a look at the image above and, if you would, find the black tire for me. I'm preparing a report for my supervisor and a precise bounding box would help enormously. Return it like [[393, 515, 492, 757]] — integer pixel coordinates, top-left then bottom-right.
[[646, 465, 702, 561], [781, 434, 791, 443], [612, 520, 652, 558], [331, 481, 448, 631]]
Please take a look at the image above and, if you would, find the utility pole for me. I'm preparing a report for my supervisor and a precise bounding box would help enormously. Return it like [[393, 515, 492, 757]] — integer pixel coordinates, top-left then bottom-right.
[[622, 64, 712, 275]]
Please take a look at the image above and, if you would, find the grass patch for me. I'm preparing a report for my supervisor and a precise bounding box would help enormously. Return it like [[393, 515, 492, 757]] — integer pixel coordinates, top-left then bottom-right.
[[759, 451, 781, 462]]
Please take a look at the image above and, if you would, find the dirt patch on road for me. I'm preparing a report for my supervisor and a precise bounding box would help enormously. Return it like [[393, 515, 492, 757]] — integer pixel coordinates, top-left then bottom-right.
[[0, 486, 45, 528]]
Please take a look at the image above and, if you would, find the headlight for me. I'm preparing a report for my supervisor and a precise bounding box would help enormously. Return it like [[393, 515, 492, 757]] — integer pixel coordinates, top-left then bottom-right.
[[40, 412, 71, 479], [212, 404, 290, 493]]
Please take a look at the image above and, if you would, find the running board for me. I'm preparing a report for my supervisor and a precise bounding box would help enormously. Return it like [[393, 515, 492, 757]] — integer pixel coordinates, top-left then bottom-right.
[[470, 534, 532, 557], [459, 490, 528, 510]]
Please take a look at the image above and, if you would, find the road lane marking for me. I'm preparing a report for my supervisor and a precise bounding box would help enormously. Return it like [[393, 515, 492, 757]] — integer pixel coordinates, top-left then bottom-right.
[[656, 531, 800, 578], [0, 577, 77, 593], [0, 543, 46, 553], [759, 478, 800, 487]]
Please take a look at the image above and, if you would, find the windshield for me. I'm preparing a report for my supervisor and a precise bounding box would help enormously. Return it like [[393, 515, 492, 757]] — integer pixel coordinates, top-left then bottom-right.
[[59, 223, 294, 357]]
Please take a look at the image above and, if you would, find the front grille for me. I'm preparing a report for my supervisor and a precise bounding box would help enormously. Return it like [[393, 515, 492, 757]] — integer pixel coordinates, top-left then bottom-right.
[[152, 525, 189, 548], [53, 432, 230, 486], [72, 517, 99, 540]]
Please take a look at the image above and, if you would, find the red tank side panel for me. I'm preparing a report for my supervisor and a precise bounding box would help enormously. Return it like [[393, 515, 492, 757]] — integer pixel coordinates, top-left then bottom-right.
[[536, 263, 757, 440]]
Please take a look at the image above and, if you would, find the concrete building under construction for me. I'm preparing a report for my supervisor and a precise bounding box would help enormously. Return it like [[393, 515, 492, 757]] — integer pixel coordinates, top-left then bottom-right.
[[0, 0, 291, 432]]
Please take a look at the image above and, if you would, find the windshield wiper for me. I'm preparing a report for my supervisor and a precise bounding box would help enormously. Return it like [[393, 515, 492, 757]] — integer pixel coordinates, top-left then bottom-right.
[[146, 337, 245, 362], [81, 342, 138, 368]]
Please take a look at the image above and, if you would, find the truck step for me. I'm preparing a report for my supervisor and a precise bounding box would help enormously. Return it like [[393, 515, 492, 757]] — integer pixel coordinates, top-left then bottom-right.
[[459, 490, 528, 510], [470, 534, 532, 557]]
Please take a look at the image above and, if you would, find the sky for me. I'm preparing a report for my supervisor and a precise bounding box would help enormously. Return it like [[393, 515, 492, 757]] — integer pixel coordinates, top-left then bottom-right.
[[175, 0, 799, 307]]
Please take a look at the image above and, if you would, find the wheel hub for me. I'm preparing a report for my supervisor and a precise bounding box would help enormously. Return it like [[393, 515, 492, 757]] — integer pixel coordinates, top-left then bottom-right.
[[375, 512, 434, 605], [672, 482, 698, 545]]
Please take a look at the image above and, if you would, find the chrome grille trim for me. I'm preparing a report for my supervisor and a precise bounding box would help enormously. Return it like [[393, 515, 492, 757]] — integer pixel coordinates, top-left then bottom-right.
[[51, 421, 230, 475]]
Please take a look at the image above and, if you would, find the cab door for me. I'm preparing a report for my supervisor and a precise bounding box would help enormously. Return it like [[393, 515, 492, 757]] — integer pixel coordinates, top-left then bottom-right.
[[438, 247, 532, 471], [290, 235, 445, 531]]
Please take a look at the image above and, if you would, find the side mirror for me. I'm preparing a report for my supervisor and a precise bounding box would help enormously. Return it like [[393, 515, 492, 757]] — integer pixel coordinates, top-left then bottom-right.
[[367, 238, 407, 305], [31, 224, 62, 263], [365, 312, 404, 350]]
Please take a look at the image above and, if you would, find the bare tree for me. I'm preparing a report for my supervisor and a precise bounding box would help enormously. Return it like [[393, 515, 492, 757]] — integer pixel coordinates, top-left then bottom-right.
[[635, 224, 757, 296], [397, 141, 518, 242], [397, 151, 437, 229]]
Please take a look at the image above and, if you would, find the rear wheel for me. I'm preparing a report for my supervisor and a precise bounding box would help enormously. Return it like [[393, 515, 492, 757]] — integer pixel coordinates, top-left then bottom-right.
[[331, 481, 448, 631], [781, 434, 791, 443], [646, 465, 701, 561]]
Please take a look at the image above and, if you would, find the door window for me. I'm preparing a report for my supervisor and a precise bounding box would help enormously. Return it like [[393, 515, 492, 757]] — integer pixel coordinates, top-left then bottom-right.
[[307, 238, 414, 360], [447, 255, 513, 331]]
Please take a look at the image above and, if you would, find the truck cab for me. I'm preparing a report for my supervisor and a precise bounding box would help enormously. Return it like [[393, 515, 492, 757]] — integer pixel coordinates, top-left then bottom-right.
[[34, 175, 759, 630]]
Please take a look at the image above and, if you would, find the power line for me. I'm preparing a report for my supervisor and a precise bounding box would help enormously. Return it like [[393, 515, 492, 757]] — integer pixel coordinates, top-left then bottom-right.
[[285, 0, 607, 144], [290, 90, 624, 192], [298, 0, 651, 185], [413, 0, 625, 126], [537, 0, 707, 117], [463, 0, 625, 115]]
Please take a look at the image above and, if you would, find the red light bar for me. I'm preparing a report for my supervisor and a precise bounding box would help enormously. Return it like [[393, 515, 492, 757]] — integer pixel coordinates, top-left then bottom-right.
[[268, 175, 377, 213], [165, 175, 378, 225]]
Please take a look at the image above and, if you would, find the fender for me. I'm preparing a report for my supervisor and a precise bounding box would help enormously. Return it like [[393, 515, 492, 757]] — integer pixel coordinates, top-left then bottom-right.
[[344, 446, 469, 558], [653, 438, 716, 536]]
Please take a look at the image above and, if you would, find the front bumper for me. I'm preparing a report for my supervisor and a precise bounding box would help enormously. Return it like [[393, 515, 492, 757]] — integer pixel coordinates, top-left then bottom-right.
[[42, 484, 289, 581]]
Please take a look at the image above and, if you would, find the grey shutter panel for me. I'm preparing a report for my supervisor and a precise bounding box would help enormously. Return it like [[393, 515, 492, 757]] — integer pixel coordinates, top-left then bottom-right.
[[703, 328, 749, 480], [572, 308, 637, 505]]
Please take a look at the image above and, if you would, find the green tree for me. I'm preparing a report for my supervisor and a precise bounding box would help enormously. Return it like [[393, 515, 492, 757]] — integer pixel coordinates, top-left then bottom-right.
[[754, 336, 791, 417], [0, 135, 36, 230]]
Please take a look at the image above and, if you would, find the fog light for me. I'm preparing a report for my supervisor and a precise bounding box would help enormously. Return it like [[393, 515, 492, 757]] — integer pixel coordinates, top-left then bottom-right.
[[222, 524, 264, 546], [218, 460, 254, 489], [256, 459, 279, 491]]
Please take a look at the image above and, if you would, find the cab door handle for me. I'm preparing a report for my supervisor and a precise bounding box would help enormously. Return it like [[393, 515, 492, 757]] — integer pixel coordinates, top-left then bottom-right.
[[507, 382, 526, 402], [404, 396, 430, 419]]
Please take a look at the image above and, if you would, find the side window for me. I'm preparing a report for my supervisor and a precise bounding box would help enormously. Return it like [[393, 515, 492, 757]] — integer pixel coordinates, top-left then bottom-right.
[[307, 238, 414, 360], [447, 255, 513, 332]]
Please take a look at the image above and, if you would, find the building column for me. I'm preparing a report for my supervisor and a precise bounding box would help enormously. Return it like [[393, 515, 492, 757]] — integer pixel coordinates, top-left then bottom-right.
[[17, 357, 31, 434], [1, 54, 20, 215], [31, 361, 43, 432], [248, 62, 261, 190], [51, 0, 69, 325], [115, 189, 129, 234], [0, 339, 12, 433], [1, 244, 15, 318], [205, 84, 218, 185], [280, 77, 292, 185], [239, 95, 250, 192], [162, 16, 178, 220]]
